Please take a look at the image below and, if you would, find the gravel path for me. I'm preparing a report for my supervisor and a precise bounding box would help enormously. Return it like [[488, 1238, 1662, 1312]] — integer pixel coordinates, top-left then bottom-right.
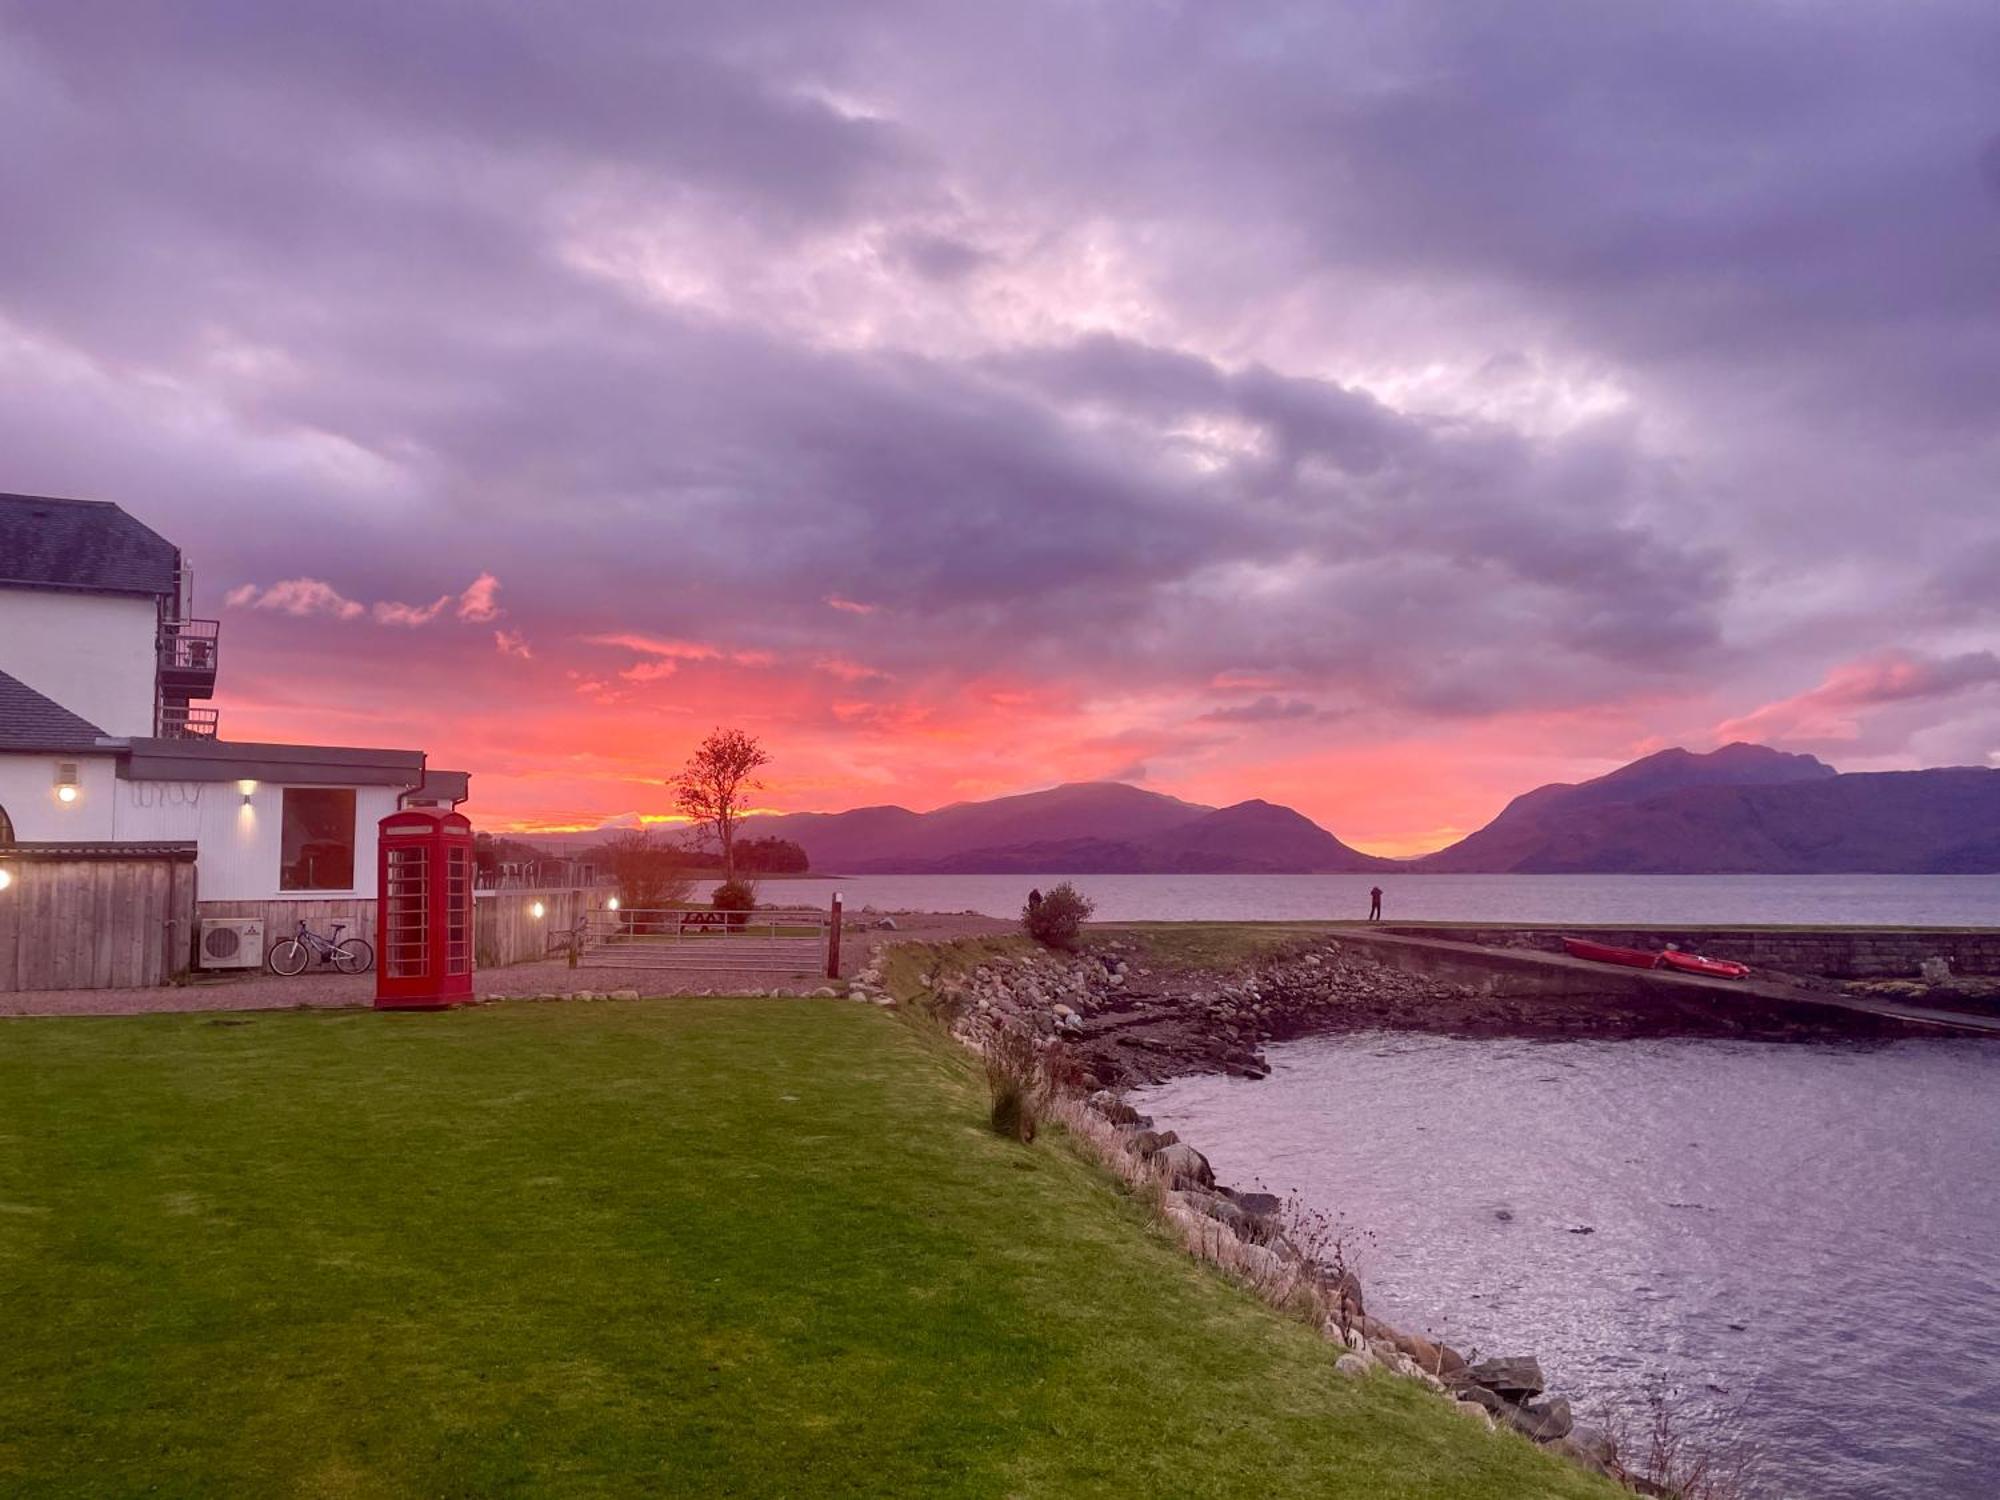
[[1, 911, 1015, 1018]]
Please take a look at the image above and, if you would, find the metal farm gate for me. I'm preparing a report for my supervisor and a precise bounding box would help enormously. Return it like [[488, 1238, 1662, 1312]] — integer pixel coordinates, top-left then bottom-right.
[[573, 902, 839, 977]]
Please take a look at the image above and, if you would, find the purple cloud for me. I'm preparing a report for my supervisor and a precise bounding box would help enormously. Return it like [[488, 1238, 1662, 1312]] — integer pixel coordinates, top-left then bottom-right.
[[1, 1, 1995, 818]]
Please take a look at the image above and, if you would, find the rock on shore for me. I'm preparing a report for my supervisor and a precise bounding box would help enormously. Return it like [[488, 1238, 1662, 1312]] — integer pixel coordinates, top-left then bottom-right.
[[935, 936, 1492, 1088]]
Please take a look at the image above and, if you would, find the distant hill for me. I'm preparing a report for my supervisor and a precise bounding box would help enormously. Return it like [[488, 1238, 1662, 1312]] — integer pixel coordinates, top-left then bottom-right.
[[745, 782, 1210, 870], [506, 745, 2000, 876], [743, 782, 1391, 873], [1142, 799, 1385, 873], [1419, 743, 1838, 872], [1419, 746, 2000, 873]]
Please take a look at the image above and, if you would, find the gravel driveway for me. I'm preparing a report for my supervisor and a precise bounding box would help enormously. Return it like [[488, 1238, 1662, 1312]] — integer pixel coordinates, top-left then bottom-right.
[[1, 911, 1015, 1017]]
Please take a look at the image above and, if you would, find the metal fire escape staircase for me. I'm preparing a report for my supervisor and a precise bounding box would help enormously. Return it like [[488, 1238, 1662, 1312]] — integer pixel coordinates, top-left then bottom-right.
[[155, 558, 220, 738]]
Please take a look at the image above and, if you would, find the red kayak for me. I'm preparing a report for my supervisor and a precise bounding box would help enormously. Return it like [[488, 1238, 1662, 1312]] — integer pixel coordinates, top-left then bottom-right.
[[1562, 937, 1663, 969], [1658, 950, 1751, 980]]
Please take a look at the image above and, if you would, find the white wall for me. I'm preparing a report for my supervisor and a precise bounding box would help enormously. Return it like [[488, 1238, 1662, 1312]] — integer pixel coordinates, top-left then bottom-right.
[[2, 750, 425, 901], [0, 587, 159, 736], [111, 779, 405, 901], [0, 752, 120, 840]]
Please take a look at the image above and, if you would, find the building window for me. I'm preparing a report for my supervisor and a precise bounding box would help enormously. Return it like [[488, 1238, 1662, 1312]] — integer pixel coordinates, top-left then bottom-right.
[[280, 788, 356, 890]]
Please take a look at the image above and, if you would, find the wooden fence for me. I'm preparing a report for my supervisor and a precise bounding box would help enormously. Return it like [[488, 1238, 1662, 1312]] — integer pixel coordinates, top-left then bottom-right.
[[224, 890, 821, 973], [198, 889, 600, 971], [0, 842, 198, 992], [475, 887, 597, 968], [1, 872, 622, 992]]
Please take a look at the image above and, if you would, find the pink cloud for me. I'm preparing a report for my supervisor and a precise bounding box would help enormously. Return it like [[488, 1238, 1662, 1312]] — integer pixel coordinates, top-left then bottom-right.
[[1718, 650, 2000, 744], [457, 572, 502, 622], [816, 655, 890, 683], [619, 660, 679, 683], [373, 594, 452, 626], [494, 629, 533, 659], [826, 595, 879, 615], [225, 577, 366, 620], [1209, 669, 1296, 694], [227, 573, 505, 630], [587, 633, 773, 669], [586, 633, 723, 661]]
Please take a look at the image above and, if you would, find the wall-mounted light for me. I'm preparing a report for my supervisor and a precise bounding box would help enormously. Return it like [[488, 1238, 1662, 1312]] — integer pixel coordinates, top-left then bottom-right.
[[238, 778, 258, 806], [54, 762, 79, 803], [0, 868, 12, 892], [530, 900, 546, 919], [606, 896, 620, 911]]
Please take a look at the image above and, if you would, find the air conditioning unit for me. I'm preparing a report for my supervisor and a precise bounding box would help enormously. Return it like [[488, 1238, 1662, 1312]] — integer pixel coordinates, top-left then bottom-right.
[[199, 917, 265, 970]]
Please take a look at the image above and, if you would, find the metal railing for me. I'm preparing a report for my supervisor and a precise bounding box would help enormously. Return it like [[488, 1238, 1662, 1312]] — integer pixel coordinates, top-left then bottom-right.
[[157, 704, 220, 739], [476, 868, 609, 892], [158, 618, 220, 675]]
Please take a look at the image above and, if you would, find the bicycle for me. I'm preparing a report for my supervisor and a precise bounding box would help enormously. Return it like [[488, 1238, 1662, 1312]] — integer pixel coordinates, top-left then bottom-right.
[[266, 919, 374, 976]]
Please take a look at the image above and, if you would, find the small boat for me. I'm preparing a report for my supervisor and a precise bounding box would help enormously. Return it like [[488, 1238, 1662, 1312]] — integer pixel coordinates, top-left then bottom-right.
[[1657, 950, 1751, 980], [1561, 937, 1663, 970]]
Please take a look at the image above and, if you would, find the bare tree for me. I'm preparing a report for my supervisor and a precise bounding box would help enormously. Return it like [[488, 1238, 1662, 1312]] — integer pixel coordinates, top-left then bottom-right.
[[600, 829, 694, 925], [672, 728, 771, 883]]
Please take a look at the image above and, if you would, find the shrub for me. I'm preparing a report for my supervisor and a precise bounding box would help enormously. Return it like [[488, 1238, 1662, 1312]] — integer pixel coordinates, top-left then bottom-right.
[[711, 878, 757, 930], [601, 829, 695, 932], [1022, 882, 1094, 951], [1612, 1381, 1758, 1499]]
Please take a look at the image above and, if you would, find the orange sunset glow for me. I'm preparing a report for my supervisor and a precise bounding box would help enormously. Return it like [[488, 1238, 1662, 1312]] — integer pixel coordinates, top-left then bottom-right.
[[5, 4, 1996, 852]]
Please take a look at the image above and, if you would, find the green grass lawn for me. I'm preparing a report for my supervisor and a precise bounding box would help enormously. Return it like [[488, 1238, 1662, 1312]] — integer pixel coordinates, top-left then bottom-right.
[[0, 999, 1616, 1498]]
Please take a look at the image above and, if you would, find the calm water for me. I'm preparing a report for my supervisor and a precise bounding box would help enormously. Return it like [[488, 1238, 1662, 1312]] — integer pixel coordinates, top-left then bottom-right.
[[1136, 1034, 2000, 1500], [762, 872, 2000, 927]]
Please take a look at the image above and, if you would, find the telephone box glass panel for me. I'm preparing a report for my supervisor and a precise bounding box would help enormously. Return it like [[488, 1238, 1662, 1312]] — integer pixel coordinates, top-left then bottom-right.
[[447, 846, 470, 976], [385, 843, 430, 978]]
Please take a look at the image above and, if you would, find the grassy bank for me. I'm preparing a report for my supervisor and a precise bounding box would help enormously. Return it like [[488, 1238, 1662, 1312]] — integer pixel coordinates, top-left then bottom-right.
[[1, 999, 1616, 1497]]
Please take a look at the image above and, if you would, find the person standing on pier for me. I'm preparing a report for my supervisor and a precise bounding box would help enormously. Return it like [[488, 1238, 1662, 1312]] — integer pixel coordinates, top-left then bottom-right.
[[1368, 885, 1383, 922]]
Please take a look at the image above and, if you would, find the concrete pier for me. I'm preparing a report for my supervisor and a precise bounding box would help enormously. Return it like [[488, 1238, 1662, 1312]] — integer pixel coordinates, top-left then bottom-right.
[[1335, 927, 2000, 1036]]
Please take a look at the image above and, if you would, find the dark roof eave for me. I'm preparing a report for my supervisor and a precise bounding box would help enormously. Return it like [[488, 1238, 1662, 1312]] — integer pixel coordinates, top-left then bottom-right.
[[0, 840, 199, 862], [120, 737, 429, 787], [410, 769, 472, 803]]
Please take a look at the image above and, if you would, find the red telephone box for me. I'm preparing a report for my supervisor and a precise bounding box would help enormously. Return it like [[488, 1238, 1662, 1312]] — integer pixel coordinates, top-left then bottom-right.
[[374, 806, 475, 1009]]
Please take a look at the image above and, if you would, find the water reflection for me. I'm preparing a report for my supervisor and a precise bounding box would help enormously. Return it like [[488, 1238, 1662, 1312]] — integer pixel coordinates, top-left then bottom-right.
[[1136, 1034, 2000, 1500]]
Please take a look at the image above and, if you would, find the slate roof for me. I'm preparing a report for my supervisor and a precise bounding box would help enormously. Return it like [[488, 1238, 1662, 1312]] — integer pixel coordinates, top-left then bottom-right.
[[0, 492, 180, 596], [0, 669, 110, 751]]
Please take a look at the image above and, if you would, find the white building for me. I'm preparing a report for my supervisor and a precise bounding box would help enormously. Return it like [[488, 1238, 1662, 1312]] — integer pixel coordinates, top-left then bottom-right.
[[0, 492, 468, 906]]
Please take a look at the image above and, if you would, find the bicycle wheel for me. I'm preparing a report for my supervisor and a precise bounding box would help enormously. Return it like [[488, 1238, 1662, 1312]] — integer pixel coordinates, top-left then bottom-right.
[[267, 938, 310, 976], [332, 938, 374, 975]]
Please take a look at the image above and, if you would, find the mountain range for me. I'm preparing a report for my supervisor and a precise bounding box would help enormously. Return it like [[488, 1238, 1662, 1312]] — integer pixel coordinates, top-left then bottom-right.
[[722, 743, 2000, 874], [742, 781, 1390, 874]]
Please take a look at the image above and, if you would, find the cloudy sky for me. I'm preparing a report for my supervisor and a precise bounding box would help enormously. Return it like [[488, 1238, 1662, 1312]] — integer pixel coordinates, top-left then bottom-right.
[[4, 3, 1997, 851]]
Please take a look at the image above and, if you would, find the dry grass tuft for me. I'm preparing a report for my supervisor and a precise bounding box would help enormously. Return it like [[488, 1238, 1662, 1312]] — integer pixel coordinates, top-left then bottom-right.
[[1610, 1382, 1760, 1499], [985, 1027, 1040, 1142]]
